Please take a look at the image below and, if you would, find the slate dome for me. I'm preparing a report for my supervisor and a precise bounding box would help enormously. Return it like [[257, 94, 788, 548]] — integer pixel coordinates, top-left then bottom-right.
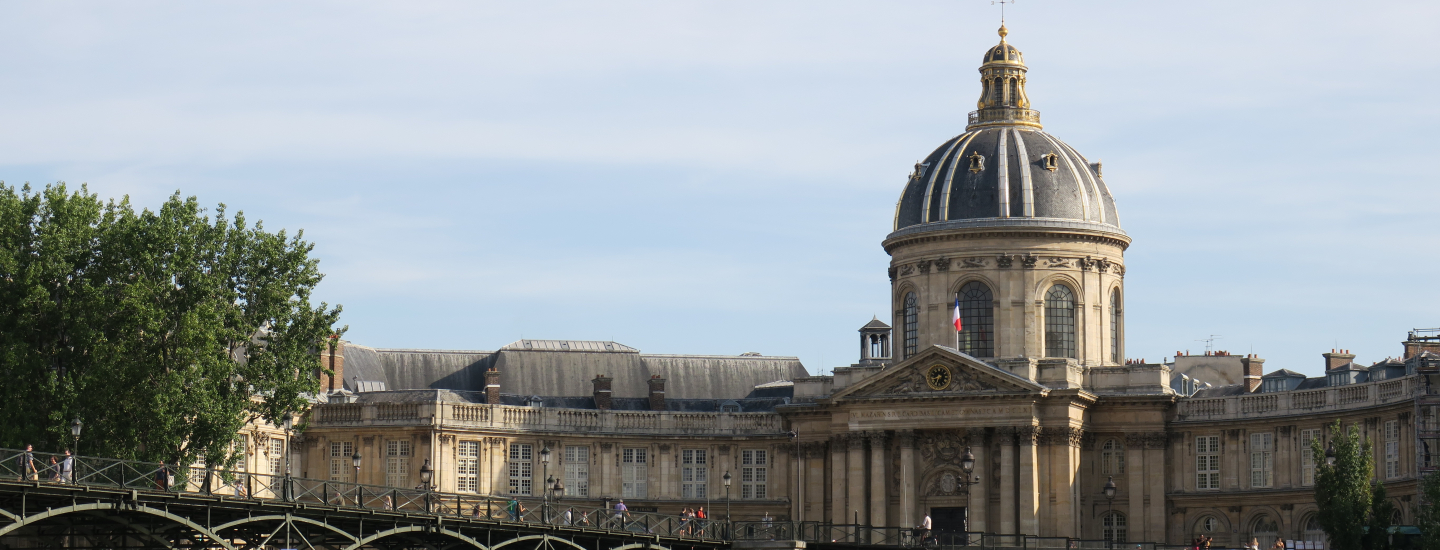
[[889, 25, 1124, 240]]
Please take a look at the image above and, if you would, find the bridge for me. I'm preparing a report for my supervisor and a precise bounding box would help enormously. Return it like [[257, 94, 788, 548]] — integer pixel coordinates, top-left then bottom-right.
[[0, 447, 729, 550]]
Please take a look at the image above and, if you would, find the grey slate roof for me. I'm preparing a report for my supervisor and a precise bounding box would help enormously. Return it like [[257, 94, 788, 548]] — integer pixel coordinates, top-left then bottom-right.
[[1190, 384, 1248, 398], [1262, 369, 1307, 379]]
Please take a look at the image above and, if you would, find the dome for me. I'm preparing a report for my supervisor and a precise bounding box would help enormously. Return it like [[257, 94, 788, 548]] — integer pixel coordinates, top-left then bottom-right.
[[888, 25, 1124, 240]]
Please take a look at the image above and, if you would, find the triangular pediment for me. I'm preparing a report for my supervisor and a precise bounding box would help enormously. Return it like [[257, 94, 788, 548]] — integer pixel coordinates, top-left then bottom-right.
[[830, 345, 1045, 400]]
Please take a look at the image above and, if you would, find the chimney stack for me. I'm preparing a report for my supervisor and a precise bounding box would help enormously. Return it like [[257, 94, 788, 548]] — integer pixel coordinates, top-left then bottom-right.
[[593, 374, 613, 410], [648, 375, 666, 411], [1323, 350, 1356, 371], [485, 368, 501, 404], [319, 337, 345, 393], [1241, 355, 1265, 392]]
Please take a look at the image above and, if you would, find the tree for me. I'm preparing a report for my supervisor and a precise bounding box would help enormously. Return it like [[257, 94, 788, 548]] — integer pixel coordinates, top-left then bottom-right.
[[0, 183, 344, 467], [1419, 469, 1440, 550], [1313, 420, 1389, 550]]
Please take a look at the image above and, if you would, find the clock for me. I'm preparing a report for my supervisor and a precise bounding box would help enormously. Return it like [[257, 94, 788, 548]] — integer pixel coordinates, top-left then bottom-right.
[[925, 364, 952, 390]]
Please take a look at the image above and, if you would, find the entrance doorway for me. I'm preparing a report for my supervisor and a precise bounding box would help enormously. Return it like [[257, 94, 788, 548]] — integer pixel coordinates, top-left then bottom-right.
[[930, 507, 967, 534]]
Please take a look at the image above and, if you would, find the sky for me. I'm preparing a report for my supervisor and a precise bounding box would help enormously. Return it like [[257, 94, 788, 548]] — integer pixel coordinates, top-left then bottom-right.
[[1, 1, 1436, 378]]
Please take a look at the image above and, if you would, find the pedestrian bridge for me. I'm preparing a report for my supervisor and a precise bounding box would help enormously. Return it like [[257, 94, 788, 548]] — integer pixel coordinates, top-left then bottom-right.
[[0, 447, 728, 550]]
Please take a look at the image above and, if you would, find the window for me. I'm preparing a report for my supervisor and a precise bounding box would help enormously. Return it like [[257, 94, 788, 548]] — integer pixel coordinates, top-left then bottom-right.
[[1300, 429, 1321, 486], [386, 440, 410, 488], [1386, 420, 1400, 479], [956, 282, 994, 357], [682, 449, 708, 499], [508, 443, 533, 495], [903, 293, 918, 359], [1196, 516, 1219, 537], [1110, 289, 1122, 363], [1044, 284, 1077, 358], [329, 441, 353, 483], [1250, 432, 1274, 488], [1101, 439, 1125, 475], [1102, 511, 1126, 543], [1302, 516, 1326, 546], [269, 438, 284, 477], [564, 445, 589, 497], [1196, 436, 1220, 490], [741, 449, 768, 499], [1252, 516, 1279, 549], [622, 448, 648, 498], [457, 441, 480, 493]]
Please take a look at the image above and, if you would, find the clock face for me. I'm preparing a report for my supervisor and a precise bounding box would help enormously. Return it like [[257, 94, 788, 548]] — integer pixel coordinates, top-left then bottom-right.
[[926, 364, 952, 390]]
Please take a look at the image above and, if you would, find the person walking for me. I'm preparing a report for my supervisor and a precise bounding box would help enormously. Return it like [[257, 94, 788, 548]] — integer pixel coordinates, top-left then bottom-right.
[[696, 506, 707, 536], [59, 449, 74, 484], [613, 499, 629, 529], [17, 444, 37, 481]]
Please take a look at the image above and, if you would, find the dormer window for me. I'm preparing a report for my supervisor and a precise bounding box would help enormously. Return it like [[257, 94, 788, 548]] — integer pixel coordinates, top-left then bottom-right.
[[1328, 373, 1348, 387], [968, 152, 986, 173], [720, 400, 741, 413], [1042, 153, 1059, 171]]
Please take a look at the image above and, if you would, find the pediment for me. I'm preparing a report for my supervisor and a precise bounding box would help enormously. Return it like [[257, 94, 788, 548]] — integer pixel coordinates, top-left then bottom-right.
[[830, 345, 1045, 400]]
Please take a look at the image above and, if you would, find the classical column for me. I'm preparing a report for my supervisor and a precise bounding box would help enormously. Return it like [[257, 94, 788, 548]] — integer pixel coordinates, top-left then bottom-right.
[[869, 432, 888, 528], [1051, 428, 1078, 538], [999, 427, 1017, 534], [807, 443, 826, 522], [848, 433, 868, 526], [1125, 433, 1145, 542], [1018, 426, 1039, 536], [898, 430, 917, 529], [830, 435, 848, 524], [793, 443, 805, 522], [967, 429, 988, 533], [1145, 434, 1166, 543]]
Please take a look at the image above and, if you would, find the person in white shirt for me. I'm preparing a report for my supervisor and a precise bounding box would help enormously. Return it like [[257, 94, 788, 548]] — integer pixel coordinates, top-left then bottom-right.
[[918, 514, 932, 544]]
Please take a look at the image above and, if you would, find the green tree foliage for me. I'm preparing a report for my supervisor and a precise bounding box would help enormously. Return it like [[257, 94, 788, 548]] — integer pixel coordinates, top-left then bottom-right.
[[1313, 420, 1389, 550], [1418, 470, 1440, 550], [0, 183, 343, 467]]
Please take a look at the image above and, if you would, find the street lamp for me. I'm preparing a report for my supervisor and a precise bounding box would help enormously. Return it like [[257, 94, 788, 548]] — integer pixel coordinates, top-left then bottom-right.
[[1102, 476, 1117, 549], [540, 445, 552, 523], [1325, 443, 1337, 466], [419, 458, 435, 513], [352, 451, 363, 506], [956, 447, 981, 543], [69, 418, 82, 485], [723, 470, 733, 539], [282, 415, 294, 501]]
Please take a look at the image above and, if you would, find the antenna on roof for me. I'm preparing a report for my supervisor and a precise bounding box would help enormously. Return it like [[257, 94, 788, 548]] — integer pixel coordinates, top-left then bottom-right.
[[1196, 335, 1222, 354]]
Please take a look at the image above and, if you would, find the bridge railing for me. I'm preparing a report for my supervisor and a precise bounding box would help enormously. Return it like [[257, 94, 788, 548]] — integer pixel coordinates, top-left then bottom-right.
[[0, 448, 721, 541]]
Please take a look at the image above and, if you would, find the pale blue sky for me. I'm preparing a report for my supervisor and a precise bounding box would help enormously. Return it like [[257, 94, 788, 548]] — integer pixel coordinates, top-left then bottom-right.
[[2, 1, 1436, 378]]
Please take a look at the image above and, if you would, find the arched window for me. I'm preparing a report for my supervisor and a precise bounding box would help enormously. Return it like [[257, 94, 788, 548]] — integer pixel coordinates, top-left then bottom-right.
[[1251, 515, 1279, 549], [1102, 511, 1126, 543], [903, 293, 918, 359], [1392, 508, 1404, 525], [1101, 439, 1125, 475], [1302, 515, 1326, 546], [1044, 284, 1077, 358], [956, 281, 994, 357], [1110, 289, 1122, 363]]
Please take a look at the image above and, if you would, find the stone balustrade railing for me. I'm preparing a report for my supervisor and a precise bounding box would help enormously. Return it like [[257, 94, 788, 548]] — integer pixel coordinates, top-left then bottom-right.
[[1176, 374, 1419, 422], [311, 402, 784, 436]]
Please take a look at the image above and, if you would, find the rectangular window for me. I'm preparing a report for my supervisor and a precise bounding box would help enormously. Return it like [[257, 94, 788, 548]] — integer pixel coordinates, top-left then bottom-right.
[[509, 443, 533, 495], [458, 441, 480, 493], [681, 449, 708, 499], [329, 441, 354, 483], [386, 440, 411, 488], [741, 449, 767, 499], [622, 448, 648, 498], [1196, 436, 1220, 490], [1386, 420, 1400, 479], [1300, 429, 1320, 486], [564, 446, 589, 497], [269, 438, 285, 477], [1250, 432, 1274, 488]]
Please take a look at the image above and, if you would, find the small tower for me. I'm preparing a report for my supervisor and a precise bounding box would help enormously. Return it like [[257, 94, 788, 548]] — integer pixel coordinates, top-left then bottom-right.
[[859, 317, 892, 366]]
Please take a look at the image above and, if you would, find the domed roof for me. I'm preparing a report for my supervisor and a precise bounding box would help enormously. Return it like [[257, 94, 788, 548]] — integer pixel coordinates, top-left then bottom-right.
[[888, 25, 1125, 241]]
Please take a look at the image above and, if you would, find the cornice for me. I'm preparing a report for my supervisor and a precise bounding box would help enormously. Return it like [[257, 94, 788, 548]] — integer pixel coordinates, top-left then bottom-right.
[[883, 225, 1130, 255]]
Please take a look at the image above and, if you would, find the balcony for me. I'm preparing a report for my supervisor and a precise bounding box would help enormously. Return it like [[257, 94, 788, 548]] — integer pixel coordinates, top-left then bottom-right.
[[311, 401, 784, 437], [966, 107, 1041, 128], [1175, 374, 1419, 422]]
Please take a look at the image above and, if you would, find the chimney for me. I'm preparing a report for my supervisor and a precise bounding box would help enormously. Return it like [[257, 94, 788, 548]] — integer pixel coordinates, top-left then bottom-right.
[[592, 374, 613, 410], [1323, 350, 1356, 371], [1241, 355, 1265, 392], [319, 337, 345, 393], [485, 368, 501, 404], [1404, 332, 1440, 359], [648, 375, 666, 411]]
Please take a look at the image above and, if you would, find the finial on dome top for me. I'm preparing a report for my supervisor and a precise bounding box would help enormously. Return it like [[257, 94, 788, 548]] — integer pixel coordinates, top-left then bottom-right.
[[998, 24, 1008, 41]]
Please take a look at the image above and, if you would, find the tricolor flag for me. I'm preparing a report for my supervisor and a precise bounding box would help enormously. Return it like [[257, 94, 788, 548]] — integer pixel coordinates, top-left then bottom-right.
[[953, 298, 963, 331]]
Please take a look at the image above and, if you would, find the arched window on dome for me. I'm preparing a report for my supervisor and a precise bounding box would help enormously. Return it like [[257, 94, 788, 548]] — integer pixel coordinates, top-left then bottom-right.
[[1044, 284, 1077, 359], [956, 282, 994, 357], [903, 292, 918, 359], [1101, 439, 1125, 475], [1110, 289, 1123, 364], [1102, 511, 1126, 543]]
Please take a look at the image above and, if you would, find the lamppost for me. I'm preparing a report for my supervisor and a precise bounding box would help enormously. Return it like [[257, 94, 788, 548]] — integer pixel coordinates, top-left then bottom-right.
[[419, 458, 436, 513], [1102, 476, 1117, 550], [722, 470, 733, 539], [551, 477, 565, 523], [1325, 443, 1337, 466], [282, 415, 294, 501], [352, 451, 363, 506], [69, 418, 81, 485], [540, 445, 552, 523], [956, 447, 981, 545]]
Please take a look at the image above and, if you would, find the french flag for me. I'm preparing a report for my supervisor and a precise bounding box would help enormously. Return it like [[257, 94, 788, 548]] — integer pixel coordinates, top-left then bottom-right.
[[953, 298, 963, 332]]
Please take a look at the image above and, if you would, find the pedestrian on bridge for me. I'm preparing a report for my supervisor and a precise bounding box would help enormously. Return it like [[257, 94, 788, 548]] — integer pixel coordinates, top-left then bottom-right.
[[17, 444, 37, 482], [59, 450, 74, 484]]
